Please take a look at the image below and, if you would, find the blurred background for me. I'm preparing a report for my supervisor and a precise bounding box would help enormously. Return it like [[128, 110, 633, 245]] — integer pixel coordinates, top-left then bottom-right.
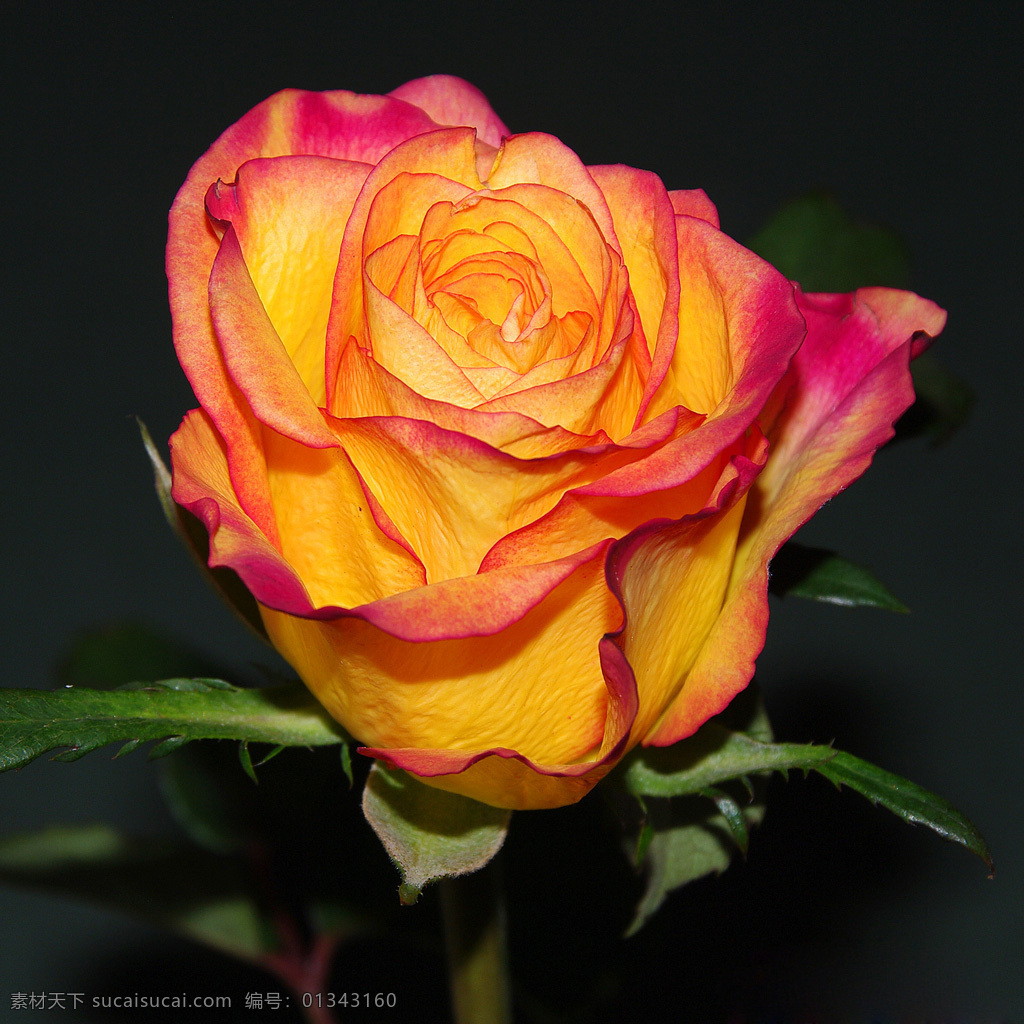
[[3, 2, 1021, 1020]]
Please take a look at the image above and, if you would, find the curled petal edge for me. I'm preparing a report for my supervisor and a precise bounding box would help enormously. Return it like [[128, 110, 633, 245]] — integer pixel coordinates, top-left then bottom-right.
[[360, 633, 638, 810]]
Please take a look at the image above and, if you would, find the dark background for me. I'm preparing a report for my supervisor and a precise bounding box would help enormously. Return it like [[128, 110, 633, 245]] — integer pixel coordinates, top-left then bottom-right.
[[3, 2, 1021, 1020]]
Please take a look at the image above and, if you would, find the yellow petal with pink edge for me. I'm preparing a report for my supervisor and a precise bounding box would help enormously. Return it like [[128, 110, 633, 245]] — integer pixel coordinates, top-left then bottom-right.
[[588, 165, 680, 413], [486, 133, 620, 250], [208, 225, 339, 449], [169, 88, 449, 454], [260, 548, 631, 810], [170, 409, 425, 616], [645, 288, 946, 745], [363, 273, 485, 407], [170, 409, 310, 611], [387, 75, 511, 149], [327, 411, 637, 582], [326, 129, 486, 403], [668, 188, 720, 226], [484, 424, 763, 573], [205, 156, 368, 406], [476, 331, 645, 439], [331, 343, 614, 458], [643, 213, 805, 423], [611, 477, 755, 743], [363, 633, 636, 809]]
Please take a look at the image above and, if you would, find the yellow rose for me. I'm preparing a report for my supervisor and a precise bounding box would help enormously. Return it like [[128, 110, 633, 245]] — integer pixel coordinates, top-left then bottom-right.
[[168, 76, 945, 809]]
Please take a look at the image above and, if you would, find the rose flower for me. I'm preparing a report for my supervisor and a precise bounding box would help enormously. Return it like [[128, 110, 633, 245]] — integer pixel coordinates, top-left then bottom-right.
[[168, 76, 944, 809]]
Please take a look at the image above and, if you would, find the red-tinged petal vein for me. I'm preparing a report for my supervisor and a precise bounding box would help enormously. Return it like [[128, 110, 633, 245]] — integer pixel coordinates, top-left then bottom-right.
[[645, 215, 805, 423], [388, 74, 511, 149], [668, 188, 721, 227], [326, 129, 486, 408], [260, 550, 634, 810], [645, 288, 945, 745], [206, 156, 369, 406], [209, 226, 340, 449]]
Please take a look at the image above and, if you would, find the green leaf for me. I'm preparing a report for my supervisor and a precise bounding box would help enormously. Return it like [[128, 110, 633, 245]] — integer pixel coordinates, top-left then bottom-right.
[[0, 679, 348, 772], [619, 684, 990, 935], [699, 787, 750, 854], [622, 723, 832, 799], [158, 744, 261, 855], [815, 750, 993, 872], [139, 419, 269, 643], [362, 763, 510, 904], [769, 543, 909, 611], [747, 192, 910, 292], [0, 825, 275, 961], [626, 790, 765, 937], [902, 353, 975, 446]]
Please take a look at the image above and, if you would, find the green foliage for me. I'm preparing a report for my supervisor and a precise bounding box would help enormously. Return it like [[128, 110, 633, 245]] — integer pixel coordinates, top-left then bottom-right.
[[905, 353, 976, 446], [623, 723, 830, 798], [0, 678, 348, 772], [619, 691, 992, 934], [362, 763, 511, 904], [0, 824, 274, 961], [769, 543, 909, 611], [624, 785, 764, 937], [747, 192, 910, 292], [816, 751, 993, 873]]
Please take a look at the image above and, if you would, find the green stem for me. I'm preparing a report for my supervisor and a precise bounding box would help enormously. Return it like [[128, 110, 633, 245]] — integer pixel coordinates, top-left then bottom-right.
[[440, 857, 513, 1024]]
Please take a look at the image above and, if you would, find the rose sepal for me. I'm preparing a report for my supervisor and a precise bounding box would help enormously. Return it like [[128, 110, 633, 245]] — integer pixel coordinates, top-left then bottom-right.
[[362, 762, 511, 904]]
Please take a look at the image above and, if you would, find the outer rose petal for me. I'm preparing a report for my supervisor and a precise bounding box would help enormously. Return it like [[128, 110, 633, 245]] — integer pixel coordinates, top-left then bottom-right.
[[387, 75, 511, 149], [169, 88, 450, 539], [205, 156, 369, 407], [361, 635, 637, 810], [259, 547, 630, 810], [644, 288, 946, 744]]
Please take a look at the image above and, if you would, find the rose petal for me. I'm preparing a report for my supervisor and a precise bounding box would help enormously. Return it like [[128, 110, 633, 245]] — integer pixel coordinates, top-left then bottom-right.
[[645, 215, 805, 421], [361, 635, 637, 810], [205, 156, 369, 406], [388, 74, 511, 149], [170, 408, 426, 615], [645, 288, 946, 744], [260, 549, 631, 810], [486, 133, 621, 251], [326, 128, 486, 407], [668, 188, 720, 226], [208, 224, 340, 448], [609, 432, 766, 742], [589, 165, 681, 422]]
